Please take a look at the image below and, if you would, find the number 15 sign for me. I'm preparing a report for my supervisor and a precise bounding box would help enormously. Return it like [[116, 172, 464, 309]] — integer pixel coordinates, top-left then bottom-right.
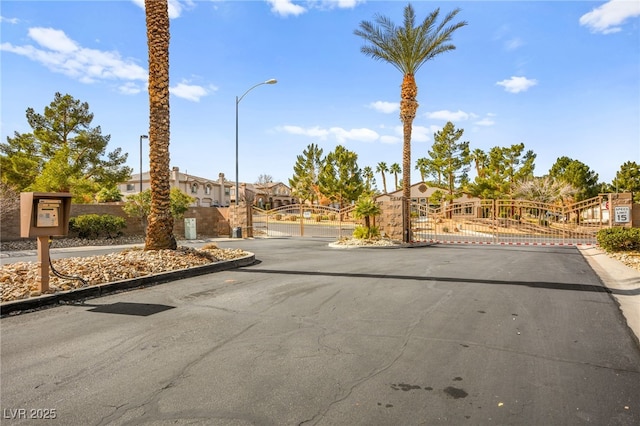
[[614, 206, 631, 223]]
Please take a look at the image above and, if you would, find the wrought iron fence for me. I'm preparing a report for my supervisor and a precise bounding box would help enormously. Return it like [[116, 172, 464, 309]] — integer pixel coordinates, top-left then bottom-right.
[[411, 196, 607, 246], [252, 204, 357, 238]]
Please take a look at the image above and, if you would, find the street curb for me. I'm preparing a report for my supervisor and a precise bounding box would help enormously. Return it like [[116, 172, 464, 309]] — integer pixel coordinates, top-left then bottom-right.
[[0, 253, 255, 317]]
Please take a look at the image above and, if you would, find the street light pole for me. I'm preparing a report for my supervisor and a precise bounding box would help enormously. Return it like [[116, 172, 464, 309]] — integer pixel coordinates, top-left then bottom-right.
[[140, 134, 148, 192], [235, 78, 277, 206]]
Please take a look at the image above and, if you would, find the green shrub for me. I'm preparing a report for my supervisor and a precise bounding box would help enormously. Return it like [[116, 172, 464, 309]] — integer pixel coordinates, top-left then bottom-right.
[[70, 214, 126, 239], [353, 225, 380, 240], [597, 227, 640, 252]]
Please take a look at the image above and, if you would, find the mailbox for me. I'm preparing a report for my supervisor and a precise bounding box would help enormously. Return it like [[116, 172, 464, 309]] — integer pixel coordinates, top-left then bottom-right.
[[20, 192, 72, 238]]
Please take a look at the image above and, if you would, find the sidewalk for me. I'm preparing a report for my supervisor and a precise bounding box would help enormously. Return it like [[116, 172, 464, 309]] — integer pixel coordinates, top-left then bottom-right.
[[578, 246, 640, 346]]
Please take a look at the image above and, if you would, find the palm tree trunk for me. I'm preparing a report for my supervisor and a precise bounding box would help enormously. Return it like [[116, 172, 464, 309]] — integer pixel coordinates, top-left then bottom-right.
[[400, 74, 418, 243], [144, 0, 176, 250]]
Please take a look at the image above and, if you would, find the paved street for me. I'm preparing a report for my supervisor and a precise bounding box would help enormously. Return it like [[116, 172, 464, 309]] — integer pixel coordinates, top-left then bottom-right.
[[1, 238, 639, 425]]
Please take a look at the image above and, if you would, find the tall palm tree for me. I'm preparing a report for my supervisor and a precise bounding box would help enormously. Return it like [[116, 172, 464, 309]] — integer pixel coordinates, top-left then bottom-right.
[[355, 3, 467, 242], [471, 148, 488, 179], [376, 161, 389, 193], [415, 157, 428, 182], [362, 166, 376, 194], [390, 163, 402, 190], [144, 0, 176, 250]]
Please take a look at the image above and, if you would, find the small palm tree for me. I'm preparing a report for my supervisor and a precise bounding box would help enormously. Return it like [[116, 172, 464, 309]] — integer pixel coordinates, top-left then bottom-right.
[[390, 163, 402, 190], [353, 196, 382, 239], [355, 3, 467, 242], [376, 162, 389, 193]]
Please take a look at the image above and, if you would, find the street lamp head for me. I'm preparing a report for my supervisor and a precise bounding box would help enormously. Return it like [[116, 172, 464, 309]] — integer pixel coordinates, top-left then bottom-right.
[[265, 79, 277, 85], [140, 134, 149, 139]]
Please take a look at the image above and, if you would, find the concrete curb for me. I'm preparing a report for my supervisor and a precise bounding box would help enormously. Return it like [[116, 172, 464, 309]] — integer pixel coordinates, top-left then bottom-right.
[[0, 253, 255, 317]]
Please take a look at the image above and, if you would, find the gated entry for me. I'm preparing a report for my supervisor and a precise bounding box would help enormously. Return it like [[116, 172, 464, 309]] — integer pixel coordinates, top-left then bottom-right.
[[411, 196, 607, 246], [252, 204, 357, 238]]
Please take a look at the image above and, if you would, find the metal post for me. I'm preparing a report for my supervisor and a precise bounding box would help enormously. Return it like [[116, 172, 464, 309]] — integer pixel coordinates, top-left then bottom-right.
[[139, 135, 148, 192], [234, 79, 277, 209], [235, 95, 239, 207]]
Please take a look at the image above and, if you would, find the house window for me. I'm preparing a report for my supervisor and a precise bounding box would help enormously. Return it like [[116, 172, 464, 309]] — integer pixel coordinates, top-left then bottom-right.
[[225, 187, 230, 195], [126, 184, 135, 192], [191, 183, 198, 194], [205, 185, 211, 195]]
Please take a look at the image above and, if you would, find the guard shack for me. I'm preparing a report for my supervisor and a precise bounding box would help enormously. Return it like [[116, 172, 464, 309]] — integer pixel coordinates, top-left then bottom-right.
[[20, 192, 72, 293]]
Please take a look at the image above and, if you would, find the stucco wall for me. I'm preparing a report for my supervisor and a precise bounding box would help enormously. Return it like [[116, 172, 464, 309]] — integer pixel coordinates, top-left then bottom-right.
[[1, 203, 231, 241]]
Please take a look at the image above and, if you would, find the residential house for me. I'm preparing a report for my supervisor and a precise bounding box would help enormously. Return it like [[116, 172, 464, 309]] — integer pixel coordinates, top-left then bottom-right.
[[376, 182, 481, 217], [244, 181, 296, 209], [119, 167, 233, 207]]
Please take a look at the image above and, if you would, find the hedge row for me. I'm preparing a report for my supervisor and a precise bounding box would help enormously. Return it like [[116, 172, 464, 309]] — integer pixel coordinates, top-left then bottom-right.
[[69, 214, 126, 239], [596, 227, 640, 252]]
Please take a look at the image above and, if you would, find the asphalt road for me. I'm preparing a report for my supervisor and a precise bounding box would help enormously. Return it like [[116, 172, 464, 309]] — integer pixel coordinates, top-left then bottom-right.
[[1, 238, 639, 425]]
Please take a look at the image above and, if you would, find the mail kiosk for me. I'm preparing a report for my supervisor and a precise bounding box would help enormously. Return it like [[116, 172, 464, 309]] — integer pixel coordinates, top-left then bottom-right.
[[20, 192, 72, 238], [20, 192, 72, 293]]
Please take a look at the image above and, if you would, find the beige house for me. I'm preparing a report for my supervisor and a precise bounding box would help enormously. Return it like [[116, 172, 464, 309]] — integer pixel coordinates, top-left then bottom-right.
[[120, 167, 295, 209], [244, 181, 296, 209], [376, 182, 481, 217], [119, 167, 233, 207]]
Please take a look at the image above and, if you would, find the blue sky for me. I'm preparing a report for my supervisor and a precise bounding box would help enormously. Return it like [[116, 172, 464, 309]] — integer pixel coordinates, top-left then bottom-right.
[[1, 1, 639, 189]]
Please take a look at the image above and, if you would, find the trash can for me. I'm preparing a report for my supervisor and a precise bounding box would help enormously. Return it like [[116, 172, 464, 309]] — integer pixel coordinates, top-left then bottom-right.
[[232, 227, 242, 238]]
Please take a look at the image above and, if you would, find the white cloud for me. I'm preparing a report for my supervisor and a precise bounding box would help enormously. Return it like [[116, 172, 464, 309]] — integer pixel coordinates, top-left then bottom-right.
[[313, 0, 364, 10], [474, 117, 495, 126], [579, 0, 640, 34], [412, 125, 440, 143], [170, 81, 208, 101], [392, 124, 438, 143], [426, 110, 470, 122], [1, 27, 147, 84], [278, 125, 330, 139], [267, 0, 307, 17], [29, 27, 78, 53], [496, 76, 538, 93], [0, 16, 19, 24], [330, 127, 379, 143], [277, 125, 380, 143], [266, 0, 362, 16], [369, 101, 399, 114], [118, 82, 143, 95]]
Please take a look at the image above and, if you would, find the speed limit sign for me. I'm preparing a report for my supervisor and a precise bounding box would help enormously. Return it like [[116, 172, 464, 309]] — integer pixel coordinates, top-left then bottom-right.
[[614, 206, 630, 223]]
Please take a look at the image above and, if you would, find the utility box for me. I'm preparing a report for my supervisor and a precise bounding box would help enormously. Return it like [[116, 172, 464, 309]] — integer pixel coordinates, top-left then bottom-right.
[[232, 227, 242, 238], [184, 218, 197, 240], [20, 192, 72, 238]]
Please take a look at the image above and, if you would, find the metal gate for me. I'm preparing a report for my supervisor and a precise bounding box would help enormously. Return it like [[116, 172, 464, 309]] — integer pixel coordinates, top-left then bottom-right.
[[252, 204, 357, 238], [411, 196, 607, 246]]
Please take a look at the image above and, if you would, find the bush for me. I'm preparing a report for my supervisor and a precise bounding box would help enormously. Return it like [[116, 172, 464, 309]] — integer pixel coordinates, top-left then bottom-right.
[[597, 227, 640, 252], [353, 225, 380, 240], [70, 214, 126, 239]]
